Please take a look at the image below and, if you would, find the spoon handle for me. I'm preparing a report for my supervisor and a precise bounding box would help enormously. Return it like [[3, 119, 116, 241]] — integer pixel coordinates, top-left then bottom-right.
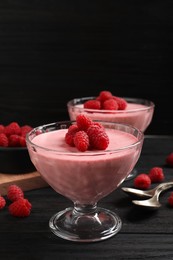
[[155, 181, 173, 196], [132, 181, 173, 209], [121, 187, 153, 198], [122, 181, 173, 199]]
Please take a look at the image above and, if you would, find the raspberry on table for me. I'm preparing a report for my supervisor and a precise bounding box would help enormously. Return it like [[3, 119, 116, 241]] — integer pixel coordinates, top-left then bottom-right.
[[166, 153, 173, 167], [84, 100, 101, 110], [0, 196, 6, 210], [7, 184, 24, 202], [8, 198, 32, 217], [73, 131, 89, 152], [134, 173, 151, 189], [0, 133, 9, 147], [168, 192, 173, 207], [148, 167, 165, 183]]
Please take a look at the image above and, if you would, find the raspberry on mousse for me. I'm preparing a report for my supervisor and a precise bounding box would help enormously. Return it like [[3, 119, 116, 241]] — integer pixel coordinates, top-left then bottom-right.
[[65, 114, 109, 152], [83, 90, 127, 111]]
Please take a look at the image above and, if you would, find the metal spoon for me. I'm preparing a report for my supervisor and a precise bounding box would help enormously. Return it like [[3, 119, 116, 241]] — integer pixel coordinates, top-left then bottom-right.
[[122, 181, 173, 199], [132, 181, 173, 209]]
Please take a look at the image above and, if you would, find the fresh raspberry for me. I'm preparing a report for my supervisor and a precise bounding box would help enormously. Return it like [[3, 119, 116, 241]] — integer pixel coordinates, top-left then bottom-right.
[[19, 136, 26, 147], [67, 124, 79, 134], [92, 122, 104, 129], [8, 198, 32, 217], [0, 124, 5, 134], [148, 167, 165, 183], [84, 100, 101, 110], [87, 125, 103, 139], [4, 122, 21, 137], [168, 192, 173, 207], [21, 125, 33, 137], [8, 134, 21, 147], [0, 196, 6, 210], [98, 90, 113, 102], [65, 115, 110, 151], [113, 96, 127, 110], [73, 131, 89, 152], [95, 96, 101, 101], [134, 173, 151, 189], [166, 153, 173, 167], [65, 132, 75, 146], [87, 125, 109, 150], [65, 125, 79, 146], [0, 133, 9, 147], [7, 184, 24, 202], [102, 98, 119, 110], [76, 114, 93, 131]]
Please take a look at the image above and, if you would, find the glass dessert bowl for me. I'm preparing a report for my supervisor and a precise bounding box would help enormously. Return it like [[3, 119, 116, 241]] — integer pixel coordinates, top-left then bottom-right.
[[67, 96, 155, 180], [26, 120, 144, 242]]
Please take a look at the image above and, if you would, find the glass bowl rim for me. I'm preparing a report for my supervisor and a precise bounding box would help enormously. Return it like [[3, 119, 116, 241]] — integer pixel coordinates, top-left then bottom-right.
[[67, 96, 155, 113], [26, 120, 144, 156]]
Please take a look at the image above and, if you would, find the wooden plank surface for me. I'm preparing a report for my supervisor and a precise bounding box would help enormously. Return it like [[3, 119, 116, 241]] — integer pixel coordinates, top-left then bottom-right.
[[0, 171, 49, 196]]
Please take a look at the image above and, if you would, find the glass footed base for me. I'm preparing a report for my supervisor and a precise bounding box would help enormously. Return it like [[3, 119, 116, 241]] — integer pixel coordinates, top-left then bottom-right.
[[49, 206, 122, 242], [125, 168, 138, 181]]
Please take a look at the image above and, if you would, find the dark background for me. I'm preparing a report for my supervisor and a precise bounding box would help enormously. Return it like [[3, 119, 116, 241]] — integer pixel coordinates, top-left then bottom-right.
[[0, 0, 172, 135]]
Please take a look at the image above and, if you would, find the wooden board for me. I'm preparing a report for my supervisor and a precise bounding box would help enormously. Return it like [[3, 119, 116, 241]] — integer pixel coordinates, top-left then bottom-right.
[[0, 171, 49, 196]]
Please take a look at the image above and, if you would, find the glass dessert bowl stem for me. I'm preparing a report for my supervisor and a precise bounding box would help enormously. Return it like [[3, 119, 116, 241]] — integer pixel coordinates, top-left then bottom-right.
[[26, 121, 144, 242], [49, 203, 122, 242]]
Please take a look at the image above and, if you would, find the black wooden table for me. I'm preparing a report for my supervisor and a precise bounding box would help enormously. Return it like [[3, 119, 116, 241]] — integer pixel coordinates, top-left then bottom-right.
[[1, 136, 173, 260]]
